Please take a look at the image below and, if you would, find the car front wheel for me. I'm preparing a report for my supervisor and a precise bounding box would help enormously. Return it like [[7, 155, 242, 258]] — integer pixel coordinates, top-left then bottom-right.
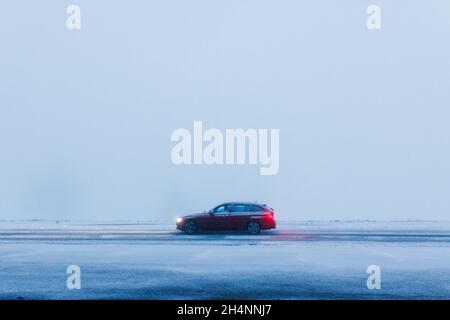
[[184, 221, 198, 234], [246, 221, 261, 235]]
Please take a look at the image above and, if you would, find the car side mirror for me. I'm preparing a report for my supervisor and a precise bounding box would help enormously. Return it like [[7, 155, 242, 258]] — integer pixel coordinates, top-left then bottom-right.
[[208, 210, 214, 215]]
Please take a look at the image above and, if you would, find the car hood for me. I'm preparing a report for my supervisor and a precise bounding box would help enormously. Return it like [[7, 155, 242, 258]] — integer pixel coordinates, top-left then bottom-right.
[[181, 212, 210, 219]]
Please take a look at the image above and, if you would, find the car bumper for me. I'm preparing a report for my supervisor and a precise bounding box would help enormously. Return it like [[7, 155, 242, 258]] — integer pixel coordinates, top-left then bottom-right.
[[262, 220, 276, 230], [176, 222, 185, 231]]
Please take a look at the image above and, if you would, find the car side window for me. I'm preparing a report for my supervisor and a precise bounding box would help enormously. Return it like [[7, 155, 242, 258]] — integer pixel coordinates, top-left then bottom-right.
[[252, 205, 265, 212], [247, 204, 263, 212], [213, 205, 228, 215], [229, 204, 247, 213]]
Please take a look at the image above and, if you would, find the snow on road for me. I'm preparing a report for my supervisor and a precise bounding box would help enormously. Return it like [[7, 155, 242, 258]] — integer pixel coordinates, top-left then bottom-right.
[[0, 220, 449, 299]]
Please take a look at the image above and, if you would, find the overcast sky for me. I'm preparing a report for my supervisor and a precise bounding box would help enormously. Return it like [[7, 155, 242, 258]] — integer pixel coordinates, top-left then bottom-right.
[[1, 1, 449, 221]]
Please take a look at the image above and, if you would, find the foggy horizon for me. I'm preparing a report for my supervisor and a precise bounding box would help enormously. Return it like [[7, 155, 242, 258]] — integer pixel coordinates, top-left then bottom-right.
[[1, 1, 450, 222]]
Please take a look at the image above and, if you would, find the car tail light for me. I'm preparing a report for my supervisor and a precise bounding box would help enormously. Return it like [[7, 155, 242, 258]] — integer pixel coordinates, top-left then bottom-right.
[[265, 212, 274, 220]]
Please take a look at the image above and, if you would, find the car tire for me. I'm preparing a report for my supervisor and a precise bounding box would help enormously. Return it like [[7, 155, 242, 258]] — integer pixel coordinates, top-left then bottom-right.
[[184, 221, 198, 234], [246, 221, 261, 235]]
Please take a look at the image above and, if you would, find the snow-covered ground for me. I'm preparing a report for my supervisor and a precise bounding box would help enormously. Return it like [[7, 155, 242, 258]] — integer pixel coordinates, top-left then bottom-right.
[[0, 220, 449, 299]]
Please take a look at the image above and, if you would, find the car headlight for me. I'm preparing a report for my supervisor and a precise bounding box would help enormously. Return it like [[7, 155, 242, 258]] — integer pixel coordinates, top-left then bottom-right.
[[176, 217, 183, 223]]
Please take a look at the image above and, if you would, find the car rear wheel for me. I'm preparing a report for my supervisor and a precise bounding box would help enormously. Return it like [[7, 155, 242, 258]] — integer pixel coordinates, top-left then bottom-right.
[[246, 221, 261, 234], [184, 221, 198, 234]]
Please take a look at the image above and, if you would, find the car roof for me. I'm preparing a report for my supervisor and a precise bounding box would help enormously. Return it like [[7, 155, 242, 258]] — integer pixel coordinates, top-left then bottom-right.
[[217, 202, 268, 207]]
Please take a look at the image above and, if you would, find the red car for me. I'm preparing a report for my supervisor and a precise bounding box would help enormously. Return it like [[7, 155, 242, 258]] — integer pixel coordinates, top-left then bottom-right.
[[176, 202, 276, 234]]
